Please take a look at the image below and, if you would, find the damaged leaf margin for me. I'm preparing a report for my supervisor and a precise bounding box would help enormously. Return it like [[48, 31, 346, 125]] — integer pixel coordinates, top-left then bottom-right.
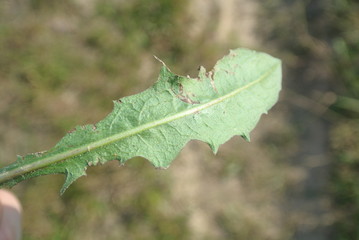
[[0, 48, 282, 194]]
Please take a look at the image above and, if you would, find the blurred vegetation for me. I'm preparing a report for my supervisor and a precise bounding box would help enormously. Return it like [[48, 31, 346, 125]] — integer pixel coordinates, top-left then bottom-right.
[[1, 0, 359, 239], [331, 0, 359, 99], [259, 0, 359, 239], [329, 1, 359, 239], [331, 120, 359, 239]]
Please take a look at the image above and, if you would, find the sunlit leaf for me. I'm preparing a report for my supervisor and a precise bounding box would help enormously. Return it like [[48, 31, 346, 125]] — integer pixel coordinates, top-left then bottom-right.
[[0, 48, 282, 194]]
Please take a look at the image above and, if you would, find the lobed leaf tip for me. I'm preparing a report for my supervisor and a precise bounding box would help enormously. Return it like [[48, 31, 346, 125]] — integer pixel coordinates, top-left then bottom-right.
[[208, 142, 220, 154], [61, 167, 87, 194], [241, 133, 251, 142], [198, 66, 207, 77], [60, 179, 73, 195], [113, 99, 123, 104]]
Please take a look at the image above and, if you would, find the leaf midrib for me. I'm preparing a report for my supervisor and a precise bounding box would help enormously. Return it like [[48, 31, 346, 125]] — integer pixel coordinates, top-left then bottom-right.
[[0, 62, 279, 182]]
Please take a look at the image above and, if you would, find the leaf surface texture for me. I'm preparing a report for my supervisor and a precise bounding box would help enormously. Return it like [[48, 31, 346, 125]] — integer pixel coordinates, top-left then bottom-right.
[[0, 48, 282, 193]]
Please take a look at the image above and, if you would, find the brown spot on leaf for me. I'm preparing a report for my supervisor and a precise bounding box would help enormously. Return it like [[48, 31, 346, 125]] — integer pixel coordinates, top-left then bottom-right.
[[34, 151, 46, 157], [177, 95, 200, 104], [176, 83, 200, 104], [171, 81, 200, 104], [206, 71, 217, 92], [68, 128, 76, 134]]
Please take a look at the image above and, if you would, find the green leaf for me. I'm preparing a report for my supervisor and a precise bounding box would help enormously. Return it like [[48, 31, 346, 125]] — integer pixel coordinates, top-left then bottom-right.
[[0, 48, 281, 194]]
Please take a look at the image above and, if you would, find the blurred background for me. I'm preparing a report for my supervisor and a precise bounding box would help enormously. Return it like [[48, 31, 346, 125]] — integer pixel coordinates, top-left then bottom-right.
[[0, 0, 358, 239]]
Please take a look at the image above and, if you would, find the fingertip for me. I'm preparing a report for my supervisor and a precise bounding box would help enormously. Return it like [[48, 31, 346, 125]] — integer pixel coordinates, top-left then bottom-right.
[[0, 190, 22, 214], [0, 189, 22, 240]]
